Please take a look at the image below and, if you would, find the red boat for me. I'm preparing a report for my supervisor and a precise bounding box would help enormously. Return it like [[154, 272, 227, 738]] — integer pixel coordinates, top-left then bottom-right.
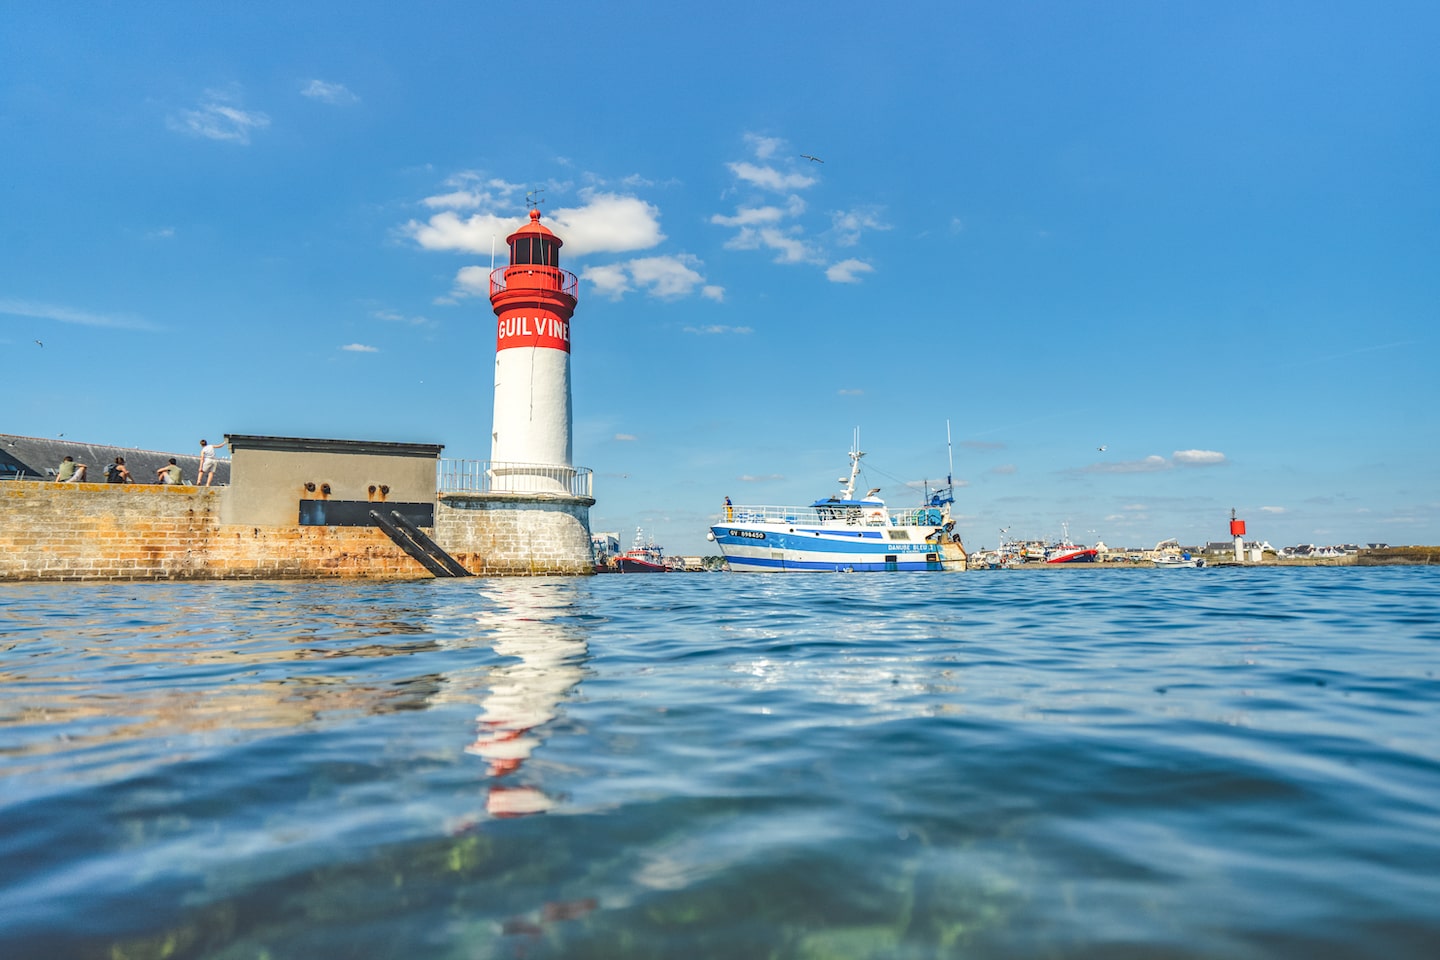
[[1045, 545, 1099, 564], [613, 528, 669, 573], [1044, 524, 1099, 563]]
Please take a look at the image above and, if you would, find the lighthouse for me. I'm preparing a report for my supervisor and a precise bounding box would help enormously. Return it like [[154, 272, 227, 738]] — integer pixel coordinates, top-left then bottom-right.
[[489, 209, 579, 493], [422, 206, 594, 576]]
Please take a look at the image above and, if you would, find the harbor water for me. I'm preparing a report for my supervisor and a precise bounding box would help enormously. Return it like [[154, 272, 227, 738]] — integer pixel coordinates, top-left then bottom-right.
[[2, 568, 1437, 959]]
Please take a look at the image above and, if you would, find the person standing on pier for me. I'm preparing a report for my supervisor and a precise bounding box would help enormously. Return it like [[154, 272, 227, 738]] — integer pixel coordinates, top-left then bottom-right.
[[197, 438, 229, 487]]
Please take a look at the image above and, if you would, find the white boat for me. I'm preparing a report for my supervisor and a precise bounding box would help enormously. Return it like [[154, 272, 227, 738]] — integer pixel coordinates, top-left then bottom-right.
[[1152, 538, 1205, 568], [707, 430, 967, 572]]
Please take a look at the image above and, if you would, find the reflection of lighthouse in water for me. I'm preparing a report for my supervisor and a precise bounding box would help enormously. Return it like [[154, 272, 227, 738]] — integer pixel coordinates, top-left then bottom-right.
[[467, 584, 589, 817]]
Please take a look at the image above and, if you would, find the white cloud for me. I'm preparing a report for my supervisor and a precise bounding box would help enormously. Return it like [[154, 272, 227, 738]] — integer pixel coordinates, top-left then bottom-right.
[[1260, 505, 1287, 514], [578, 263, 631, 299], [406, 191, 664, 258], [745, 133, 784, 160], [701, 285, 725, 302], [991, 464, 1017, 475], [710, 196, 806, 228], [740, 474, 785, 482], [838, 388, 863, 396], [422, 175, 524, 211], [684, 325, 752, 335], [548, 194, 665, 256], [582, 254, 716, 301], [831, 208, 889, 246], [372, 309, 430, 326], [614, 433, 637, 441], [342, 343, 378, 353], [727, 161, 817, 192], [423, 190, 487, 210], [301, 79, 358, 104], [1083, 452, 1227, 474], [627, 255, 705, 298], [0, 298, 152, 330], [826, 259, 874, 283], [1087, 455, 1171, 474], [451, 266, 492, 297], [759, 227, 820, 264], [406, 211, 522, 254], [1173, 449, 1228, 466], [168, 91, 269, 144]]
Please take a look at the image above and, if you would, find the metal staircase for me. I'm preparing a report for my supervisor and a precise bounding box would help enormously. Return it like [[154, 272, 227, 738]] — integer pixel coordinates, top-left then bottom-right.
[[369, 509, 471, 578]]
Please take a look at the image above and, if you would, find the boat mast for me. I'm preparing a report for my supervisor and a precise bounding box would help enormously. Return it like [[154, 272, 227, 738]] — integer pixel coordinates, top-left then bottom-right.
[[840, 427, 864, 500], [945, 419, 955, 510]]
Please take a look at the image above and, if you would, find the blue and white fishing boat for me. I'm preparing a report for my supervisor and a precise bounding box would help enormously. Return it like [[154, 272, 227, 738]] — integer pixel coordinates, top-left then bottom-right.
[[708, 430, 968, 572]]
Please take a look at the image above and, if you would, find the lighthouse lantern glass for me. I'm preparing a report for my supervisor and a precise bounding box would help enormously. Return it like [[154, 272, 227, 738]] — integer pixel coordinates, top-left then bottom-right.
[[510, 236, 558, 267]]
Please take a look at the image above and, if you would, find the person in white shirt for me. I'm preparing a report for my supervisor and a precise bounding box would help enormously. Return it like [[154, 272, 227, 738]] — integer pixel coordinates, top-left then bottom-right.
[[198, 438, 229, 487]]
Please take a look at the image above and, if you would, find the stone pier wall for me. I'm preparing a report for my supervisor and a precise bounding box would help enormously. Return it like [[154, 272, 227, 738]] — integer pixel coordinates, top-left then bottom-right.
[[1, 481, 596, 581], [435, 493, 594, 576], [0, 481, 427, 581]]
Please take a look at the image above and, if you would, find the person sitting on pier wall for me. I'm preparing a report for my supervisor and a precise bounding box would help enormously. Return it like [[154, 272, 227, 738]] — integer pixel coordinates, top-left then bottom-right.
[[156, 458, 183, 485], [104, 457, 132, 484], [56, 456, 87, 482]]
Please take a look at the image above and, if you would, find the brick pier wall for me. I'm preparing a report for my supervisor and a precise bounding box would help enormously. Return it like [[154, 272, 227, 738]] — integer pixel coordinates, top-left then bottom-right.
[[435, 493, 594, 576], [0, 481, 428, 581]]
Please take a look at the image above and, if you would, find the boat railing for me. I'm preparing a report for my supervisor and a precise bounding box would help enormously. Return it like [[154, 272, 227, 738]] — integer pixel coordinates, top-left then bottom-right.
[[893, 507, 947, 526], [723, 504, 827, 525], [724, 504, 945, 527], [437, 459, 593, 498]]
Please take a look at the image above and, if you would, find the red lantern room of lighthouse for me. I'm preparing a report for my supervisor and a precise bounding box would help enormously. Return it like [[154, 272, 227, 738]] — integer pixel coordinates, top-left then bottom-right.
[[487, 209, 580, 493]]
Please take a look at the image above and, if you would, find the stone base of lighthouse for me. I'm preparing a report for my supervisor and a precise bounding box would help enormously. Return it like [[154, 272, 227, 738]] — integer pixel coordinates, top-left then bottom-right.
[[435, 492, 594, 576]]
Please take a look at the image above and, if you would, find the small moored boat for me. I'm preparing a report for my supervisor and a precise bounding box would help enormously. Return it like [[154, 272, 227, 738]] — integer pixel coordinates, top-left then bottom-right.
[[1045, 524, 1099, 564], [614, 528, 669, 573], [1152, 538, 1205, 568]]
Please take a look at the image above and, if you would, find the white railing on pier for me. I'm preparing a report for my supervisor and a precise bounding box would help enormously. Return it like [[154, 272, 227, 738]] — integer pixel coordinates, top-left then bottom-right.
[[437, 459, 593, 498]]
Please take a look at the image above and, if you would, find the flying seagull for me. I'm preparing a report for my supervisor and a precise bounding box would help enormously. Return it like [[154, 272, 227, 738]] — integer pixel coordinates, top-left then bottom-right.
[[34, 340, 43, 347], [800, 154, 824, 163], [1097, 445, 1107, 452]]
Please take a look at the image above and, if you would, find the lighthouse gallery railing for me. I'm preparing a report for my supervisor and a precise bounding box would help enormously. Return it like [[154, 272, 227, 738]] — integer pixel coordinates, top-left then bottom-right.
[[489, 266, 579, 298], [437, 459, 593, 498]]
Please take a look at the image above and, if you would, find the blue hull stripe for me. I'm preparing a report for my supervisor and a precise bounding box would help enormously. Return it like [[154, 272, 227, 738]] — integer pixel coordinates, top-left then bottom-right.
[[723, 555, 951, 572], [709, 524, 961, 572], [710, 527, 940, 556]]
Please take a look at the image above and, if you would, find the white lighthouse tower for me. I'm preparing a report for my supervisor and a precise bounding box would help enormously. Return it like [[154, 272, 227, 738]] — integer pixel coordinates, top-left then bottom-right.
[[428, 206, 593, 576], [489, 209, 579, 493]]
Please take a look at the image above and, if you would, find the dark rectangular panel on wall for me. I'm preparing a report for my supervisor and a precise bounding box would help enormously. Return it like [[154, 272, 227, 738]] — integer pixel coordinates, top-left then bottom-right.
[[298, 500, 435, 528]]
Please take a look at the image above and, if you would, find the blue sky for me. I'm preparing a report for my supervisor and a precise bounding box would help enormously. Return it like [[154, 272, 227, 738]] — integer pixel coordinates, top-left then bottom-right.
[[3, 1, 1437, 555]]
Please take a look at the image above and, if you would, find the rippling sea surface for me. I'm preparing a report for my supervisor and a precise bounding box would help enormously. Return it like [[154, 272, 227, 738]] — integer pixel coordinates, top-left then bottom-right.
[[2, 568, 1438, 959]]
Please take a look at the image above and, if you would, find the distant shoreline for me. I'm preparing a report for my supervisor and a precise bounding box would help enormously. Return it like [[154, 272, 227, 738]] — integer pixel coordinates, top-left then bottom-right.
[[994, 546, 1439, 569]]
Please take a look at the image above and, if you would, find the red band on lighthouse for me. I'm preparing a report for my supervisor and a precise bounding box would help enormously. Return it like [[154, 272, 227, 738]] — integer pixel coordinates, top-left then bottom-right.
[[496, 313, 570, 353]]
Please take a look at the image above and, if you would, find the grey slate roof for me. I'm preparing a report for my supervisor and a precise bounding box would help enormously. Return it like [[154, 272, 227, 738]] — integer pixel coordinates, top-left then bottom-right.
[[0, 433, 230, 485]]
